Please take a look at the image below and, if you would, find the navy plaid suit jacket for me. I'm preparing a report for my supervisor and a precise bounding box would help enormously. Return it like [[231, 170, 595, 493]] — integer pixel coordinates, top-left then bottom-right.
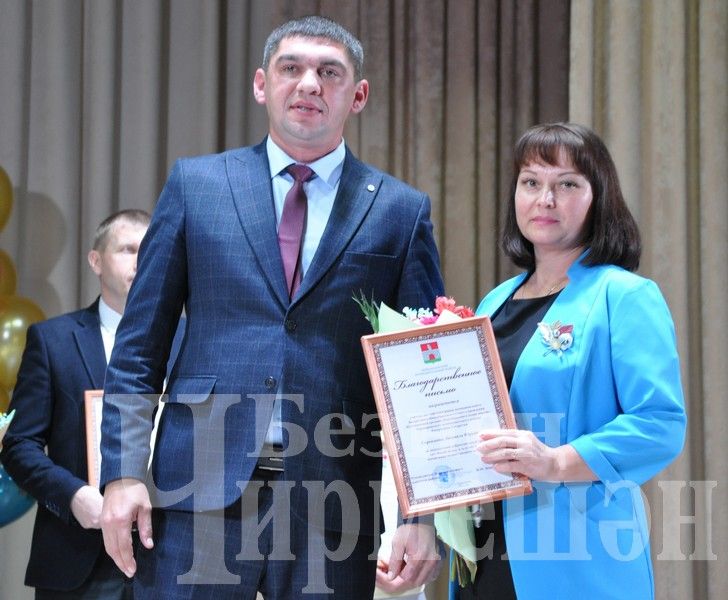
[[100, 140, 444, 538]]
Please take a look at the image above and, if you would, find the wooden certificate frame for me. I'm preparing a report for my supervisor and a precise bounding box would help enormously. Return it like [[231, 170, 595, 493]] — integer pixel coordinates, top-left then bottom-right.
[[361, 316, 532, 518], [84, 389, 104, 487]]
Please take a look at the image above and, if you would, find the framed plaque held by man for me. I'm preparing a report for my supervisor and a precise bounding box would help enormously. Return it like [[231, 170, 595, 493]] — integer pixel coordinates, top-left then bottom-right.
[[361, 316, 532, 518], [84, 389, 104, 487]]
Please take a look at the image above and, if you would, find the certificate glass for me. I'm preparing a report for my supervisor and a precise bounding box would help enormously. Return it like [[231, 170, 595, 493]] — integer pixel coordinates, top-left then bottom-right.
[[361, 316, 532, 517], [84, 389, 104, 487]]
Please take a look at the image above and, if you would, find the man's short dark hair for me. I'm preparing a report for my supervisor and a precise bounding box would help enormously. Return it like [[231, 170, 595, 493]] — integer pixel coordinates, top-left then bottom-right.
[[262, 15, 364, 80], [502, 122, 642, 272], [93, 209, 151, 251]]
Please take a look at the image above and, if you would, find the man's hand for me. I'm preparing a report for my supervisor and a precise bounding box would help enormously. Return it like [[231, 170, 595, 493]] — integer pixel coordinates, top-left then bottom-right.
[[375, 523, 442, 594], [70, 485, 104, 529], [100, 478, 153, 578]]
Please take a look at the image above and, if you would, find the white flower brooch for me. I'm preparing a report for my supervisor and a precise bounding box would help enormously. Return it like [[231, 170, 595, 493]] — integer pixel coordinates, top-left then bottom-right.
[[537, 321, 574, 357]]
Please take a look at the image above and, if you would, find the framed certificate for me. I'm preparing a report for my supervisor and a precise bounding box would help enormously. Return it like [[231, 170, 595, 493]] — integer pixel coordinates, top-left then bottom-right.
[[361, 316, 532, 518], [84, 389, 104, 487]]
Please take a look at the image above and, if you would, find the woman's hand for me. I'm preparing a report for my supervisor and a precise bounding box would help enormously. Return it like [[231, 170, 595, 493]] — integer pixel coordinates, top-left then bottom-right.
[[477, 429, 597, 482]]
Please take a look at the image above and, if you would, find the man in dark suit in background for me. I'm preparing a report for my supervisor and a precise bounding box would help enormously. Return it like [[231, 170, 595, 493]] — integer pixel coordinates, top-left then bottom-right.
[[100, 16, 444, 600], [1, 209, 151, 599]]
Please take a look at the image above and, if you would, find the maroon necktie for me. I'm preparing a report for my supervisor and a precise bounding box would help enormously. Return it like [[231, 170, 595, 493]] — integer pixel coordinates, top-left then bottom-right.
[[278, 164, 314, 298]]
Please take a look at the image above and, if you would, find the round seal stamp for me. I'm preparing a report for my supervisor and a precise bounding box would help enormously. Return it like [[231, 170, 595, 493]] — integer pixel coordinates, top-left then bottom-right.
[[433, 465, 456, 489]]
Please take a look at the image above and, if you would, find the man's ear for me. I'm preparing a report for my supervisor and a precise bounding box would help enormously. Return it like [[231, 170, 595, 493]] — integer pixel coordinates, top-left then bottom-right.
[[253, 68, 267, 106], [350, 79, 369, 114], [88, 250, 101, 276]]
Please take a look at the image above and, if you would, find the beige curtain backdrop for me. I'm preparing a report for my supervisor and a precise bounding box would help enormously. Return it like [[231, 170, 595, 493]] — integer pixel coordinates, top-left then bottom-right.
[[0, 0, 278, 317], [570, 1, 727, 599], [0, 0, 722, 599]]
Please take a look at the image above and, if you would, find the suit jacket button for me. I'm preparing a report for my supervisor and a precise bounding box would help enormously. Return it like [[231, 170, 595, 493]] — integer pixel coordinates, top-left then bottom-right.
[[284, 319, 297, 332], [264, 376, 277, 389]]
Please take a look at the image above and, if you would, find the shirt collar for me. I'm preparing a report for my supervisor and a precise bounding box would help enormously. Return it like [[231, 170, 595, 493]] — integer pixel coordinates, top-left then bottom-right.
[[266, 136, 346, 188], [98, 296, 123, 334]]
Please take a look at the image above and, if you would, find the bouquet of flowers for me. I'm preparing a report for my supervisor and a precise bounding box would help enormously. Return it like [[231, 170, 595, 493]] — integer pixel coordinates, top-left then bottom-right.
[[0, 409, 15, 448], [354, 292, 474, 334], [355, 292, 479, 587]]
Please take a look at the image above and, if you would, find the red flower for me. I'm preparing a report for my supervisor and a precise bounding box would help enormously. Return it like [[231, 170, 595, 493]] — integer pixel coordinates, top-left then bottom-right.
[[434, 296, 474, 319]]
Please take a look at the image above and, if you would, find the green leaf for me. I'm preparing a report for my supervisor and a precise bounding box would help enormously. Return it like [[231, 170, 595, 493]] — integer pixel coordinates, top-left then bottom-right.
[[352, 290, 380, 333], [452, 552, 475, 587]]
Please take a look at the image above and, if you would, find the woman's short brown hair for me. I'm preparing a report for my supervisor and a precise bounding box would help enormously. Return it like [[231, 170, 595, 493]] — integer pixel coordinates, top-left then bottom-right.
[[501, 122, 641, 272]]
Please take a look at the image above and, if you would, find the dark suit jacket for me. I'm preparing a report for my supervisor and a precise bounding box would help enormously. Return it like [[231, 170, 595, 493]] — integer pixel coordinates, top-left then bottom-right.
[[1, 301, 108, 590], [1, 300, 183, 591], [101, 141, 444, 538]]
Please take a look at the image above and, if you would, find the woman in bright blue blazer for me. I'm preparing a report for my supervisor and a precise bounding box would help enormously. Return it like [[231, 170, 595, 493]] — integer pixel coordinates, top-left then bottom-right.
[[455, 123, 686, 599]]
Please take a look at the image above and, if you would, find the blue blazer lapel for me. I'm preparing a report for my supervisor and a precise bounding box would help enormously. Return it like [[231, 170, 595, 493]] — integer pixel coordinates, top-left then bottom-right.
[[478, 257, 603, 399], [296, 150, 381, 300], [73, 300, 106, 389], [226, 142, 290, 308], [477, 276, 524, 316]]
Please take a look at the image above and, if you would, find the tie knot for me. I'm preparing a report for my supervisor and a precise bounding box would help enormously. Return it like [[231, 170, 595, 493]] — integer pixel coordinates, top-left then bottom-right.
[[287, 164, 314, 183]]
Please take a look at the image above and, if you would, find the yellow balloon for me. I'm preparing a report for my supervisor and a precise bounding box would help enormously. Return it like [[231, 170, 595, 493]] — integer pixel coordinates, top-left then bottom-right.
[[0, 166, 12, 233], [0, 387, 9, 414], [0, 296, 45, 390], [0, 250, 17, 295]]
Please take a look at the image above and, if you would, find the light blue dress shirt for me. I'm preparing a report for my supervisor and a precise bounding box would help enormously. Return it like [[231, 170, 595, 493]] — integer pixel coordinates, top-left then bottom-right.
[[266, 136, 345, 279], [264, 137, 346, 446]]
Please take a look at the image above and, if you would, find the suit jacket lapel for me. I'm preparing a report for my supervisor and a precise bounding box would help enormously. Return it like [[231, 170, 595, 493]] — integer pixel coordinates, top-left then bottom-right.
[[226, 142, 290, 308], [73, 300, 107, 389], [296, 150, 381, 300]]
